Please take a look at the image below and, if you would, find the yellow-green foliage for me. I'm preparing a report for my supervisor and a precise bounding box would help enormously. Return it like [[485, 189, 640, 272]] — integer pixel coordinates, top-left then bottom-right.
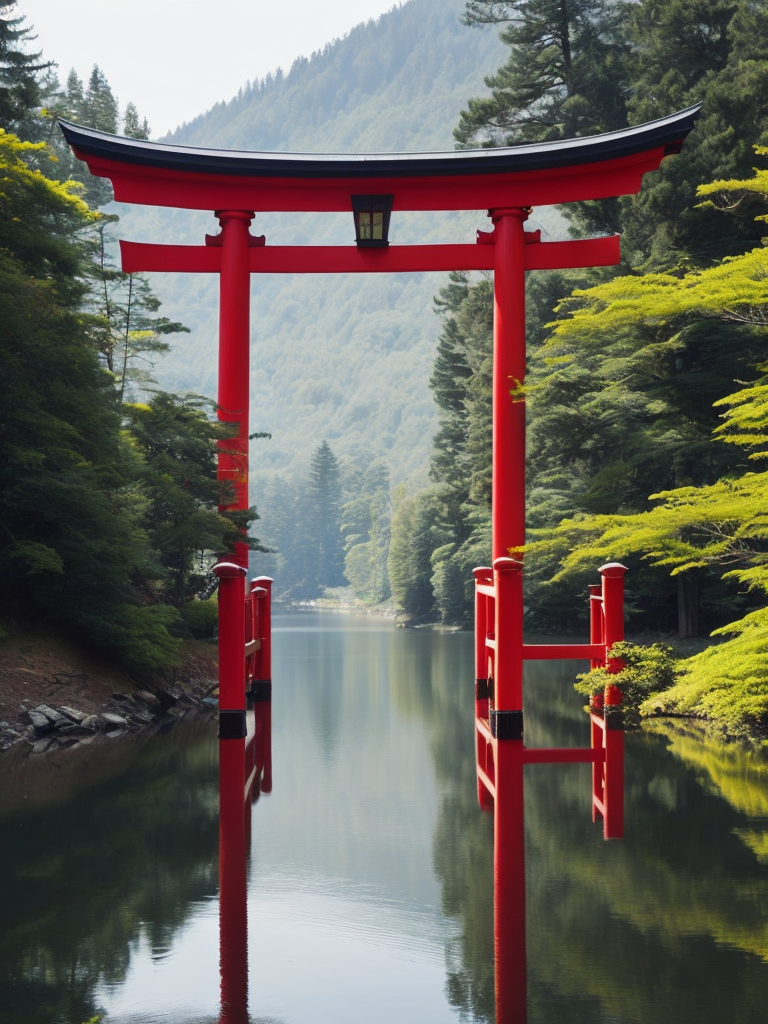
[[735, 829, 768, 865], [644, 719, 768, 817], [697, 148, 768, 223], [547, 249, 768, 342], [545, 151, 768, 346], [529, 162, 768, 737], [526, 466, 768, 585], [575, 641, 677, 723], [644, 608, 768, 736], [0, 128, 91, 221], [714, 363, 768, 456]]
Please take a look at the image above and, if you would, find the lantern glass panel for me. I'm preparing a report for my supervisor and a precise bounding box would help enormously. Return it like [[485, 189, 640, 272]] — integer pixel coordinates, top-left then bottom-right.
[[358, 211, 372, 240]]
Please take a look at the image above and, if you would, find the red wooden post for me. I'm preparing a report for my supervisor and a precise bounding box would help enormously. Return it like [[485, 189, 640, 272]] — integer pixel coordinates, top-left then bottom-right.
[[489, 208, 528, 1020], [601, 562, 627, 688], [589, 583, 604, 670], [473, 566, 493, 683], [491, 208, 528, 564], [218, 733, 248, 1024], [493, 557, 524, 715], [216, 210, 254, 572], [260, 697, 273, 795], [492, 556, 526, 1016], [252, 575, 273, 684], [213, 212, 254, 1024], [214, 561, 247, 739], [600, 562, 627, 840]]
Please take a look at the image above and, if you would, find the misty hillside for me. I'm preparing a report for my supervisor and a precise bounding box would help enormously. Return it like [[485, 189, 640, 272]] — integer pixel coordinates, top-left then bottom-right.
[[115, 0, 516, 497]]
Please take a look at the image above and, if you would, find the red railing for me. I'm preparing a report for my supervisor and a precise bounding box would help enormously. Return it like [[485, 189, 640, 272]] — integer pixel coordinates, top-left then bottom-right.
[[244, 575, 273, 696], [473, 560, 626, 839], [213, 562, 273, 745]]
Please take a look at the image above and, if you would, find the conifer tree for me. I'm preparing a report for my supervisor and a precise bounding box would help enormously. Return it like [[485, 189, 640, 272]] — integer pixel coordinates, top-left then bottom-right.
[[0, 1, 51, 133], [622, 0, 768, 265], [342, 459, 392, 603], [123, 101, 150, 140], [308, 440, 345, 590], [455, 1, 631, 146]]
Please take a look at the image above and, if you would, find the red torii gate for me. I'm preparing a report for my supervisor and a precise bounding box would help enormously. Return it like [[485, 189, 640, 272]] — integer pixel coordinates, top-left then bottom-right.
[[62, 105, 700, 1023]]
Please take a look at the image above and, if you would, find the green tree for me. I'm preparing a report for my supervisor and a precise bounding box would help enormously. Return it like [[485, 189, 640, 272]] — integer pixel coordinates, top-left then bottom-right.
[[308, 440, 345, 590], [526, 164, 768, 731], [123, 100, 150, 140], [0, 130, 182, 673], [456, 0, 631, 147], [622, 0, 768, 265], [0, 1, 51, 134], [342, 459, 392, 603], [388, 488, 444, 623], [125, 393, 260, 608]]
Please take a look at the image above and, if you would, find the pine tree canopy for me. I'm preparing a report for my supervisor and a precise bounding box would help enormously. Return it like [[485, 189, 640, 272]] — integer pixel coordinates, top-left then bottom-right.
[[455, 0, 631, 147]]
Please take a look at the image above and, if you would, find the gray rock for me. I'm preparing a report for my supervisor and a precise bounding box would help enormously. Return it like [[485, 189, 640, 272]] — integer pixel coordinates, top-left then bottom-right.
[[34, 704, 68, 727], [81, 715, 99, 731], [135, 690, 162, 709], [31, 737, 54, 754], [58, 706, 88, 724], [128, 705, 154, 725], [56, 723, 85, 736], [27, 709, 53, 733], [101, 712, 129, 729]]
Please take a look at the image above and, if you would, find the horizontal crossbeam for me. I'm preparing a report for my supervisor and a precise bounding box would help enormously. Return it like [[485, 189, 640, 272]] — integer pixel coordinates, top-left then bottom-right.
[[120, 235, 620, 275], [522, 643, 606, 661]]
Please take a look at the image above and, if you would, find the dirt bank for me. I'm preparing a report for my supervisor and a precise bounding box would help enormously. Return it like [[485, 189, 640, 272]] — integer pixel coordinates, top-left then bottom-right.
[[0, 620, 218, 754]]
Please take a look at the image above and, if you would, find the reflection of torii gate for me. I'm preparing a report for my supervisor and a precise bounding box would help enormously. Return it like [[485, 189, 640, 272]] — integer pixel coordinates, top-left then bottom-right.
[[62, 106, 700, 1023]]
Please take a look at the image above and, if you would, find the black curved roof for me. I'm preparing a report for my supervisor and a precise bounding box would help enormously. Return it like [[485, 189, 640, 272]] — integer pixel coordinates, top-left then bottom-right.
[[59, 105, 701, 181]]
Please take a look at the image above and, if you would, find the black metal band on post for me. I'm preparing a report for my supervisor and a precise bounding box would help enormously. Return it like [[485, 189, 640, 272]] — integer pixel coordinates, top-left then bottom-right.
[[218, 709, 247, 739], [604, 709, 625, 730], [491, 709, 524, 741], [475, 678, 490, 701], [250, 680, 272, 702]]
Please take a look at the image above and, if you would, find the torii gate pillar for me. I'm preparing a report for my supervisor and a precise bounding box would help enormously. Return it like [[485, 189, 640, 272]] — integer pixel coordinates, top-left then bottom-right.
[[492, 207, 528, 566], [214, 210, 256, 571]]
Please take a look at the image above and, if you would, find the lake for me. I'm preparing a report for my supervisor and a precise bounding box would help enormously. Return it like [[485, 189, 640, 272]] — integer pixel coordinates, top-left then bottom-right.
[[1, 610, 767, 1023]]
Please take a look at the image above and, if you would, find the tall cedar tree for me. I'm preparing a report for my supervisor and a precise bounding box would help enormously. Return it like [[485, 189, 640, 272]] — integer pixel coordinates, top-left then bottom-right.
[[622, 0, 768, 266], [0, 2, 50, 134], [456, 1, 630, 146], [308, 441, 346, 591]]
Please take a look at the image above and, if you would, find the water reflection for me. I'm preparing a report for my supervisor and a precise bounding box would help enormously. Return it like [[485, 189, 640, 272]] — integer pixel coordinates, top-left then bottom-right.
[[0, 721, 220, 1024], [2, 615, 768, 1023]]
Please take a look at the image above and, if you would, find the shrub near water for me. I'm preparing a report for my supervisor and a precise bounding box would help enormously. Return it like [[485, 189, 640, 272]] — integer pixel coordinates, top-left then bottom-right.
[[180, 598, 219, 640], [574, 642, 678, 725]]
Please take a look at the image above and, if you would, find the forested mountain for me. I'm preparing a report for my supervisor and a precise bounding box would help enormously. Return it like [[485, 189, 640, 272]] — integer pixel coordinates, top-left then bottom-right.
[[110, 0, 511, 595], [118, 0, 508, 483]]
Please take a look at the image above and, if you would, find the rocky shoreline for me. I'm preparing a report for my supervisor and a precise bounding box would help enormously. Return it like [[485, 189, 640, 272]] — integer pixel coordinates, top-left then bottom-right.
[[0, 682, 218, 756]]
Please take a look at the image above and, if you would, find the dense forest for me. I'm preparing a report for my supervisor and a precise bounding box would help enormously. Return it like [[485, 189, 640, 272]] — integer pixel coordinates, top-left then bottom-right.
[[397, 0, 768, 738], [0, 3, 260, 674], [3, 0, 768, 736]]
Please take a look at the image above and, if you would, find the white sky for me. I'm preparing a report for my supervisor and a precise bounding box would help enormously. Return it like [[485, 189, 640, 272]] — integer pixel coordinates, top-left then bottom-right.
[[18, 1, 402, 137]]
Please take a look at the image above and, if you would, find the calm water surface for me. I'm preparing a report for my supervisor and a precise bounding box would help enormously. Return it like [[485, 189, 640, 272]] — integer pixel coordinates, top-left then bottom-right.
[[1, 610, 767, 1023]]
